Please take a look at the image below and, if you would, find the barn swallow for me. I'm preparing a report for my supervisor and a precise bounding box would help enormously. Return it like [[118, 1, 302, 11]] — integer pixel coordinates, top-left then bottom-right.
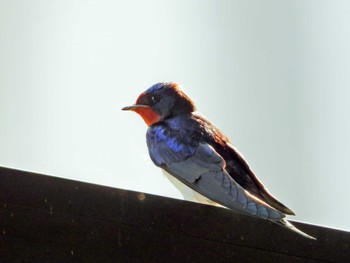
[[122, 82, 315, 240]]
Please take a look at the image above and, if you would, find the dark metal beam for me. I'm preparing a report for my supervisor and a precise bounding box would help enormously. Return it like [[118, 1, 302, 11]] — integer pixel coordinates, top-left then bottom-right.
[[1, 166, 349, 262]]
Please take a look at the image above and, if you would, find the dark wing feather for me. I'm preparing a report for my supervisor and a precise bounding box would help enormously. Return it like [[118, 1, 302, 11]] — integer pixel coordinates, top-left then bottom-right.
[[193, 113, 295, 215], [220, 142, 295, 215], [149, 139, 285, 221]]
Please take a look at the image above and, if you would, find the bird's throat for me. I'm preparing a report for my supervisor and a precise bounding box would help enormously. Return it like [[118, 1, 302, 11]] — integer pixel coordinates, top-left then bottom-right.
[[134, 106, 161, 126]]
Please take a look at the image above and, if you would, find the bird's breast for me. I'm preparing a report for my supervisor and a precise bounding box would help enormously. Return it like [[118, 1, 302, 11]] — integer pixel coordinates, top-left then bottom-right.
[[148, 122, 197, 152]]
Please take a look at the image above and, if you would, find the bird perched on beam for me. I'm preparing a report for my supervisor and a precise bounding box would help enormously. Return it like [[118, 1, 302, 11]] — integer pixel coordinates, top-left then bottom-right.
[[122, 82, 315, 240]]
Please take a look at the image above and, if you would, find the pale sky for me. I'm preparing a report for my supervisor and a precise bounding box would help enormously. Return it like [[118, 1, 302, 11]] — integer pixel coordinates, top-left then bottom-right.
[[1, 0, 350, 231]]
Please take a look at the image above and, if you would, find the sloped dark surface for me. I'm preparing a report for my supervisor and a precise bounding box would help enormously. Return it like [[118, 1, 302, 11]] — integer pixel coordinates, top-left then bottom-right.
[[1, 166, 349, 262]]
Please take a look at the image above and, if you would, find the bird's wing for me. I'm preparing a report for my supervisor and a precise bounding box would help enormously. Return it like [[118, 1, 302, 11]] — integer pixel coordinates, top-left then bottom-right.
[[149, 141, 285, 221], [192, 112, 295, 215], [222, 142, 295, 215]]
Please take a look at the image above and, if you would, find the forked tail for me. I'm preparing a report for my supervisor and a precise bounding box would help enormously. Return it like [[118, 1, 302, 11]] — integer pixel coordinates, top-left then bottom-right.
[[273, 218, 316, 240]]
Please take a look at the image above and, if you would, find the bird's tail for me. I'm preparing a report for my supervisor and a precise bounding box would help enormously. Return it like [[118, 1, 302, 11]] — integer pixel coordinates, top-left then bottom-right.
[[273, 218, 316, 240]]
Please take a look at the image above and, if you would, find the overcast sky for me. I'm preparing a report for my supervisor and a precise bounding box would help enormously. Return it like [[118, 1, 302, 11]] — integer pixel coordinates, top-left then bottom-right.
[[1, 0, 350, 231]]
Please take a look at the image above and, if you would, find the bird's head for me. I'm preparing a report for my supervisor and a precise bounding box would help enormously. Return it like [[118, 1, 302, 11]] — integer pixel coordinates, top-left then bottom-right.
[[122, 82, 196, 126]]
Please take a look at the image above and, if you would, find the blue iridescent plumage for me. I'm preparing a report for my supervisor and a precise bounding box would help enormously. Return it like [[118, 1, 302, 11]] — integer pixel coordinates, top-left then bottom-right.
[[146, 82, 175, 93], [146, 117, 198, 165]]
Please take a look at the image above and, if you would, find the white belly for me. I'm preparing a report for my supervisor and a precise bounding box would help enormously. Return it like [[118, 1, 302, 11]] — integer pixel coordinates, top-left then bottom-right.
[[162, 169, 224, 208]]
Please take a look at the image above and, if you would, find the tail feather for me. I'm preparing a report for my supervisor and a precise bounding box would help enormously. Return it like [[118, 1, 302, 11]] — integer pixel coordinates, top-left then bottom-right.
[[273, 218, 316, 240]]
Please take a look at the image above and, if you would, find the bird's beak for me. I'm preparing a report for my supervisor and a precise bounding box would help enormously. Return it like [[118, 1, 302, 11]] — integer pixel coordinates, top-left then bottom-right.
[[121, 104, 148, 111], [122, 103, 160, 126]]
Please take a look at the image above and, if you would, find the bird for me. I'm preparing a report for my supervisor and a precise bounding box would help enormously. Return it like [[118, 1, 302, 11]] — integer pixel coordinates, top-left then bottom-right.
[[122, 82, 315, 240]]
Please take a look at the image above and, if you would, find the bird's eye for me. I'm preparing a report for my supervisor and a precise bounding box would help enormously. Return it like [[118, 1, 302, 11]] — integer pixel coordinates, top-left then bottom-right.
[[151, 95, 161, 104]]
